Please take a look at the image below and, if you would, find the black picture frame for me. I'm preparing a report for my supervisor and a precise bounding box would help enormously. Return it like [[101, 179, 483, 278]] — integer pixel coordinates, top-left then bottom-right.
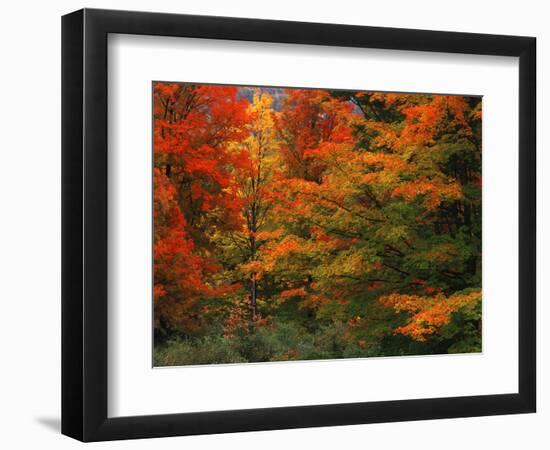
[[61, 8, 536, 442]]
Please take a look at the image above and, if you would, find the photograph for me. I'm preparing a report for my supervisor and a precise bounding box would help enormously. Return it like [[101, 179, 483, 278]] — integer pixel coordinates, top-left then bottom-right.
[[0, 1, 540, 447], [152, 82, 483, 366]]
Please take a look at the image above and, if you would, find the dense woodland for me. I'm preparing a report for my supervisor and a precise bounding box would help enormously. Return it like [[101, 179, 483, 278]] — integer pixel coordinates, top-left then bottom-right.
[[153, 82, 482, 366]]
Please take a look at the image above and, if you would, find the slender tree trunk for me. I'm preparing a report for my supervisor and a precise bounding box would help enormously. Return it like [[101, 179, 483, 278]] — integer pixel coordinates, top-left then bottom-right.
[[249, 230, 258, 321], [250, 273, 257, 320]]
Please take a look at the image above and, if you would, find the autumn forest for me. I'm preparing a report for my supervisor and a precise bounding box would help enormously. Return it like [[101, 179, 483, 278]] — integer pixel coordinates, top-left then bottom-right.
[[153, 82, 482, 366]]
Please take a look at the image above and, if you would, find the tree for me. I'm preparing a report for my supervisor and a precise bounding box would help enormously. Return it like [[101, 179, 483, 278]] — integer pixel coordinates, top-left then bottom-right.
[[215, 91, 281, 322], [152, 83, 250, 334]]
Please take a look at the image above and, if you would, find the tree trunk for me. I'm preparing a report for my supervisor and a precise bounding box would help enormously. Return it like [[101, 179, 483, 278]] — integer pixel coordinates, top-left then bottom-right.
[[249, 231, 258, 321], [250, 273, 258, 320]]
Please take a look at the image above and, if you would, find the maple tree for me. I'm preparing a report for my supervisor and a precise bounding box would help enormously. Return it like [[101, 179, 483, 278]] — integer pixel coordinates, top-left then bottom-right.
[[153, 82, 482, 365], [153, 83, 249, 334]]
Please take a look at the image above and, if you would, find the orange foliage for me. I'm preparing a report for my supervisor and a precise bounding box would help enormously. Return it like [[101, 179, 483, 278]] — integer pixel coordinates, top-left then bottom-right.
[[280, 288, 308, 298], [391, 179, 463, 210], [153, 83, 252, 330], [379, 290, 481, 341], [275, 89, 354, 182]]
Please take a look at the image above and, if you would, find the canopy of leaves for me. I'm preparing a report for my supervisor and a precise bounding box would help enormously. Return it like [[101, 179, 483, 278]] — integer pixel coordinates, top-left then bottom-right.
[[153, 83, 482, 364]]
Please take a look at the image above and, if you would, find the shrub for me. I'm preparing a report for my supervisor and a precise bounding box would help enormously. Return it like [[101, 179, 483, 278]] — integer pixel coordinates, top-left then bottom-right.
[[154, 335, 245, 366]]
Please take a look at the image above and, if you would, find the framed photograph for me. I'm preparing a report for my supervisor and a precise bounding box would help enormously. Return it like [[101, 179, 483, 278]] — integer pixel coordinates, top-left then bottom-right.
[[61, 8, 536, 442]]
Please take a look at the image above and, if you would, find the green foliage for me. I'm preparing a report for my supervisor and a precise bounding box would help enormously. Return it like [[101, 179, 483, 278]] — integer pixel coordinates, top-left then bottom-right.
[[154, 319, 385, 366], [154, 336, 246, 366]]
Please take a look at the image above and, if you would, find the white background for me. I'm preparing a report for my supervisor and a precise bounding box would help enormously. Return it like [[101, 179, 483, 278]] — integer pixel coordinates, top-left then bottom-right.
[[109, 35, 518, 417], [0, 0, 547, 448]]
